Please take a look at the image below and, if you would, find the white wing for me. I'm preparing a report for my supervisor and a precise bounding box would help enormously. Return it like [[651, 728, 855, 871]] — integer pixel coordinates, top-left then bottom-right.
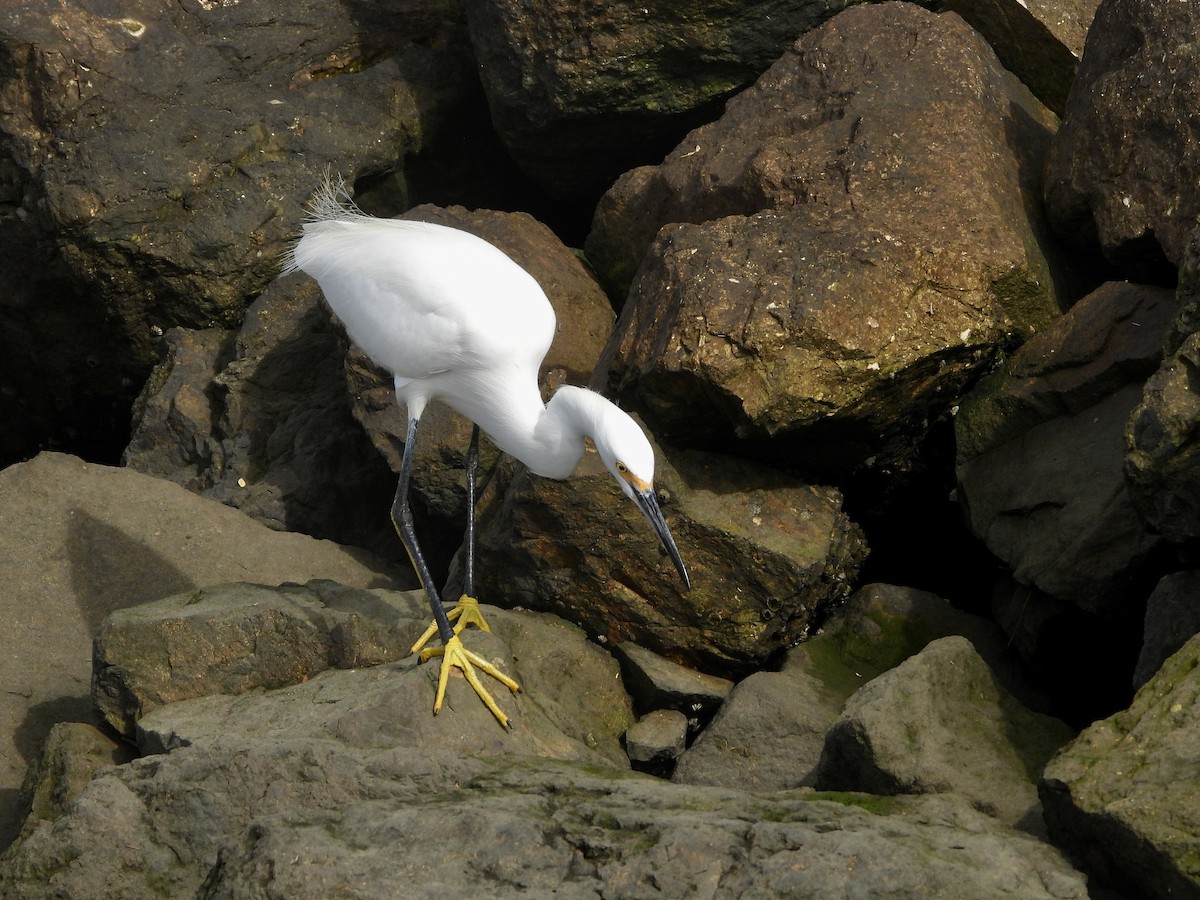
[[288, 194, 555, 385]]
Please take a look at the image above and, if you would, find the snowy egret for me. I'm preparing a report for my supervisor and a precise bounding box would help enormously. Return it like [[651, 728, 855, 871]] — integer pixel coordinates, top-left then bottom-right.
[[284, 175, 690, 727]]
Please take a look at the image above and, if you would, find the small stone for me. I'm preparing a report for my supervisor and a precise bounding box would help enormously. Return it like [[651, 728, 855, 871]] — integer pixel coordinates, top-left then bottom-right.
[[624, 710, 689, 765]]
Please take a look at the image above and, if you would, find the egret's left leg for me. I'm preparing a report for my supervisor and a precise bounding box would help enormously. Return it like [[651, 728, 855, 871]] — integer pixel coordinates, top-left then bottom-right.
[[411, 423, 492, 651], [394, 417, 517, 727]]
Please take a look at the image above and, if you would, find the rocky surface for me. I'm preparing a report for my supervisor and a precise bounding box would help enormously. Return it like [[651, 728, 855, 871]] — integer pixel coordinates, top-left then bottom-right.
[[956, 281, 1174, 615], [3, 0, 1199, 896], [587, 2, 1066, 477], [0, 0, 490, 465], [816, 636, 1073, 835], [1044, 0, 1200, 280], [460, 0, 864, 200], [672, 583, 1040, 794], [0, 452, 401, 851], [475, 441, 867, 672], [1041, 632, 1200, 899], [1, 581, 1090, 899]]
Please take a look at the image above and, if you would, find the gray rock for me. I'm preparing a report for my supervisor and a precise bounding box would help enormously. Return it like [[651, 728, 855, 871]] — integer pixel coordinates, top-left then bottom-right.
[[816, 636, 1075, 834], [1045, 0, 1200, 278], [610, 642, 733, 728], [1041, 632, 1200, 899], [956, 281, 1173, 614], [1135, 571, 1200, 689], [0, 684, 1089, 898], [125, 279, 401, 560], [624, 710, 689, 766], [675, 584, 1045, 794], [673, 667, 835, 792], [13, 723, 134, 842], [588, 2, 1065, 477], [92, 581, 425, 738], [476, 442, 866, 672], [0, 452, 399, 851]]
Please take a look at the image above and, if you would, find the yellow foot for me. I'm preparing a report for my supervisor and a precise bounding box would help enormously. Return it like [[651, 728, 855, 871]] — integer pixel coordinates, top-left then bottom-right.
[[418, 634, 520, 728], [411, 595, 492, 654]]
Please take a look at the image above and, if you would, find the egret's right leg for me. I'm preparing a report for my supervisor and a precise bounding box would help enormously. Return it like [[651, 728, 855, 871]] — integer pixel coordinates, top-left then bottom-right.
[[392, 416, 518, 728]]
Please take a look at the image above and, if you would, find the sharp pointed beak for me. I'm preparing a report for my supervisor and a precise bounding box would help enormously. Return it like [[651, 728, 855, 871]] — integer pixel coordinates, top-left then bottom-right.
[[632, 486, 691, 589]]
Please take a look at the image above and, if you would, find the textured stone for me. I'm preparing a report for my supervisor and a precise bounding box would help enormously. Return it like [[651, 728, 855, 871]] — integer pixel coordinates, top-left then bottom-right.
[[957, 281, 1173, 613], [624, 710, 689, 766], [0, 452, 399, 851], [476, 442, 866, 673], [817, 637, 1074, 834], [1041, 632, 1200, 898], [1044, 0, 1200, 278], [589, 2, 1065, 476]]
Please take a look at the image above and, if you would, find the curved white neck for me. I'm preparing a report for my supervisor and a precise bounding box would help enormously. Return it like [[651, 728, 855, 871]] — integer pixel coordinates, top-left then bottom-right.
[[439, 382, 610, 480]]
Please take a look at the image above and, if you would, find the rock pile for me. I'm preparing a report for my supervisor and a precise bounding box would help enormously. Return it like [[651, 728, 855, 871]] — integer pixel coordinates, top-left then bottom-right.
[[2, 0, 1198, 896]]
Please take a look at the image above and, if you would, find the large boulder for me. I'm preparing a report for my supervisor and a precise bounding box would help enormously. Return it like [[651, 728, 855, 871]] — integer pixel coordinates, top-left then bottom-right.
[[0, 0, 480, 465], [673, 583, 1043, 793], [460, 0, 864, 199], [475, 441, 867, 673], [0, 452, 400, 851], [588, 2, 1066, 476], [124, 278, 400, 560], [816, 636, 1074, 834], [956, 281, 1174, 614], [2, 642, 1090, 897], [1125, 226, 1200, 548], [940, 0, 1100, 115], [1041, 632, 1200, 899], [1044, 0, 1200, 280]]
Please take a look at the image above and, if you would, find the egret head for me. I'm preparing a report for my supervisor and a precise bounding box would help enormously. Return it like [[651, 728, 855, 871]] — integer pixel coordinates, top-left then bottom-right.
[[591, 406, 691, 590]]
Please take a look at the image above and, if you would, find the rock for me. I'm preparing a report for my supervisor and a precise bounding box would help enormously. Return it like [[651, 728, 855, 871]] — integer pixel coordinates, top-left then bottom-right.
[[624, 710, 689, 770], [956, 281, 1173, 614], [817, 636, 1075, 834], [14, 723, 134, 841], [0, 452, 399, 851], [940, 0, 1100, 115], [610, 642, 733, 731], [1044, 0, 1200, 279], [673, 667, 836, 792], [476, 441, 866, 673], [460, 0, 863, 199], [0, 0, 480, 465], [1134, 572, 1200, 689], [0, 700, 1090, 898], [125, 278, 401, 560], [588, 2, 1065, 477], [673, 583, 1040, 793], [92, 581, 426, 738], [1126, 228, 1200, 547], [132, 604, 635, 770], [1041, 632, 1200, 899]]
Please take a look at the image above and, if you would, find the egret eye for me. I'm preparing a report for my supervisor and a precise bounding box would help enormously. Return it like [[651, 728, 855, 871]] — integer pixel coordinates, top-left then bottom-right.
[[616, 461, 628, 474]]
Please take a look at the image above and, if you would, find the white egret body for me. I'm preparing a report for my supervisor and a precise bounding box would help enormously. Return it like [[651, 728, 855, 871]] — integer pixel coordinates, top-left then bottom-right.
[[284, 176, 689, 726]]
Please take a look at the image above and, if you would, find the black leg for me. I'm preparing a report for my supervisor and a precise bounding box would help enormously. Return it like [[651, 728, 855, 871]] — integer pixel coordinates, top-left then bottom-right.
[[391, 415, 454, 645], [463, 423, 480, 598]]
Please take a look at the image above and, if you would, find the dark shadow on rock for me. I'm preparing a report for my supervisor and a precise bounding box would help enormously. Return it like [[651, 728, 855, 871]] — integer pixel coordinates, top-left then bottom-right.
[[2, 697, 100, 854], [67, 510, 196, 635]]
